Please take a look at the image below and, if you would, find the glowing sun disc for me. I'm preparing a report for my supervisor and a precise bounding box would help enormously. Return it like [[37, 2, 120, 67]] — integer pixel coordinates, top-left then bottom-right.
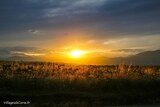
[[70, 50, 85, 58]]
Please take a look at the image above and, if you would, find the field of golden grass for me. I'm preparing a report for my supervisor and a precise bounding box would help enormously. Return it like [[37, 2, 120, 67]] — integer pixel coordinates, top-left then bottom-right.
[[0, 61, 160, 107]]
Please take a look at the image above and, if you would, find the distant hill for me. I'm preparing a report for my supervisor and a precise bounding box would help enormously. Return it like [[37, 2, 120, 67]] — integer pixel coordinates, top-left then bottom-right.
[[107, 50, 160, 65], [127, 50, 160, 65], [4, 56, 44, 61]]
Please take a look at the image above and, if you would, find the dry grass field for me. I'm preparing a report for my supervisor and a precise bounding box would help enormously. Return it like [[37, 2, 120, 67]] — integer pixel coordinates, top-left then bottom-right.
[[0, 61, 160, 107]]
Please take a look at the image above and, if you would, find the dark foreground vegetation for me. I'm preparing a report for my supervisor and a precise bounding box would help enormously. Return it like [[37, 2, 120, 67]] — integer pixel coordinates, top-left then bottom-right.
[[0, 61, 160, 107]]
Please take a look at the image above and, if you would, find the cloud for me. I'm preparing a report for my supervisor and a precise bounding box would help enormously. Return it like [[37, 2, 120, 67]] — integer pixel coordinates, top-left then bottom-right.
[[62, 46, 72, 50], [102, 35, 160, 51], [28, 29, 39, 34], [0, 47, 48, 58], [0, 0, 160, 50], [44, 0, 106, 18], [10, 51, 45, 56], [112, 49, 145, 53], [1, 0, 160, 35], [104, 40, 116, 45]]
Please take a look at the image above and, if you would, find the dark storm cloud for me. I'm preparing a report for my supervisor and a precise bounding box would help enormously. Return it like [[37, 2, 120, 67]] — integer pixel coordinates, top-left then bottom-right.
[[96, 0, 160, 36], [0, 0, 66, 34], [0, 0, 160, 37]]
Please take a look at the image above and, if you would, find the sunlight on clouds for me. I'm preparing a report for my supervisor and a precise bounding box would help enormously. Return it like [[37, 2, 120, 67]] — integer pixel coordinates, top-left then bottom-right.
[[11, 51, 45, 56], [24, 53, 45, 56], [104, 40, 116, 45], [62, 46, 72, 50], [103, 35, 160, 51]]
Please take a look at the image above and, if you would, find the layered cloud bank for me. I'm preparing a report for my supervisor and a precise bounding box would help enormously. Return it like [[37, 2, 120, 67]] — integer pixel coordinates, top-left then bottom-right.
[[0, 0, 160, 62], [0, 47, 160, 65], [0, 0, 160, 49]]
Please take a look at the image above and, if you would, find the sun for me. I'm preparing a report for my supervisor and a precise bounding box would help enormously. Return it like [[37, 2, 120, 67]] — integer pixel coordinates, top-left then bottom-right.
[[70, 50, 85, 58]]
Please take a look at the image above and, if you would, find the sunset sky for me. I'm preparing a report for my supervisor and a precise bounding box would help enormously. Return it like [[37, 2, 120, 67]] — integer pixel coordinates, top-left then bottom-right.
[[0, 0, 160, 61]]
